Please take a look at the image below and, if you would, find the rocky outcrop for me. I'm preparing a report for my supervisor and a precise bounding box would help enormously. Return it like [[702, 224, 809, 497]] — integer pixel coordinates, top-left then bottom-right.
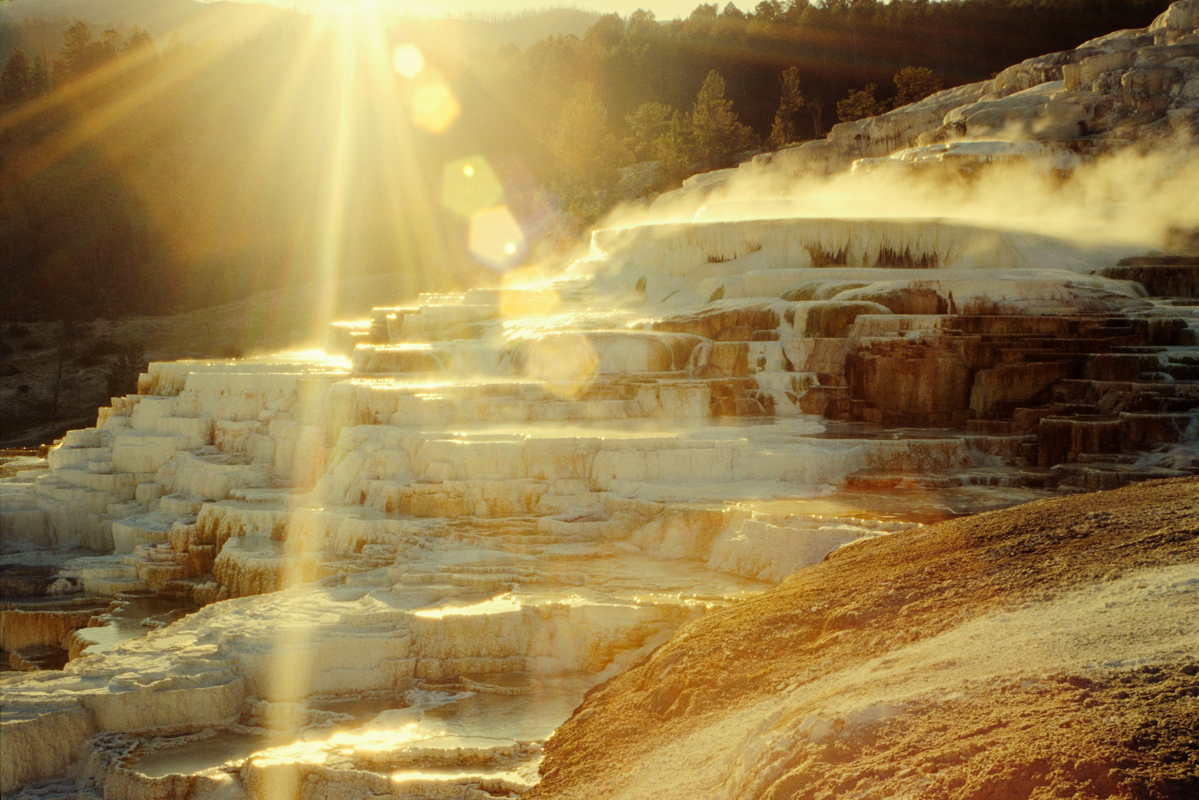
[[744, 0, 1199, 179], [1100, 255, 1199, 298]]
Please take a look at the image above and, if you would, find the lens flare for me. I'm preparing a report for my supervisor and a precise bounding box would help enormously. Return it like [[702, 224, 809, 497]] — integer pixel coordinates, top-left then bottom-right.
[[468, 205, 525, 270], [441, 156, 503, 217], [519, 333, 598, 399], [412, 79, 459, 134], [392, 44, 424, 78]]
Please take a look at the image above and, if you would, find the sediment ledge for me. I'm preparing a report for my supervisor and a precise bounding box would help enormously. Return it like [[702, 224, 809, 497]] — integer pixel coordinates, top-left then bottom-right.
[[529, 477, 1199, 800]]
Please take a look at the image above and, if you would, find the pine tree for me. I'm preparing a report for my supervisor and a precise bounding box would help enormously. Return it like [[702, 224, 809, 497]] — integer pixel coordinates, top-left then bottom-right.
[[688, 70, 757, 172], [836, 83, 884, 123], [57, 21, 96, 78], [1, 49, 30, 103], [28, 54, 50, 97], [893, 66, 944, 108], [625, 101, 673, 161], [55, 22, 121, 80], [547, 82, 629, 221], [767, 66, 804, 148], [124, 27, 155, 54], [654, 109, 696, 183]]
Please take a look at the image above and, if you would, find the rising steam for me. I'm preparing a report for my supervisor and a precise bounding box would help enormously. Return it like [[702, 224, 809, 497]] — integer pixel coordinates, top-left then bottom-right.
[[597, 134, 1199, 255]]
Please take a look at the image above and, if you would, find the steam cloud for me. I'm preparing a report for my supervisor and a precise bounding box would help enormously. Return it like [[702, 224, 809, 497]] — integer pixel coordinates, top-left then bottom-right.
[[597, 135, 1199, 255]]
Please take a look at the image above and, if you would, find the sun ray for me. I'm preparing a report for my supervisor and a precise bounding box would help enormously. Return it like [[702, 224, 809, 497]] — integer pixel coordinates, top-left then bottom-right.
[[311, 10, 359, 339]]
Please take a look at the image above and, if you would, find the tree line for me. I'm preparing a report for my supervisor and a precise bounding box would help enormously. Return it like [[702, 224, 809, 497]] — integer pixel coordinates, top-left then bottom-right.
[[478, 0, 1169, 220], [0, 0, 1172, 322], [1, 22, 157, 104]]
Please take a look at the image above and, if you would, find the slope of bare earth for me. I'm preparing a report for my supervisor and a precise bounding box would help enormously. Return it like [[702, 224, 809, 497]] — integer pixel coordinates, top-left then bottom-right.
[[528, 478, 1199, 800]]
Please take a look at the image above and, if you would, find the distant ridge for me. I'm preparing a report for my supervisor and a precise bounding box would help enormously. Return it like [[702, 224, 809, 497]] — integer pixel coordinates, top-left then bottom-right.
[[0, 0, 600, 59], [399, 8, 600, 49]]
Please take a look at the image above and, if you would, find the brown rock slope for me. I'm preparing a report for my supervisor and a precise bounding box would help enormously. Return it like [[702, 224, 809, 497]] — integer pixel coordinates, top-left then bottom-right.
[[530, 478, 1199, 800]]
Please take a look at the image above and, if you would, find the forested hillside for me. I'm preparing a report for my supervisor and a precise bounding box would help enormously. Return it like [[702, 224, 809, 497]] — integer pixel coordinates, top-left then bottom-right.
[[0, 0, 1173, 323]]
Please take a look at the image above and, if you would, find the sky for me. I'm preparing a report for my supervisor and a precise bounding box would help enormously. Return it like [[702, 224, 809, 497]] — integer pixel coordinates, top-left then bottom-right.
[[266, 1, 714, 20]]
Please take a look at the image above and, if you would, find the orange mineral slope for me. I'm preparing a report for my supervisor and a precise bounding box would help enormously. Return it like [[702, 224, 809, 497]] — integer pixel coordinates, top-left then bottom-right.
[[529, 477, 1199, 800]]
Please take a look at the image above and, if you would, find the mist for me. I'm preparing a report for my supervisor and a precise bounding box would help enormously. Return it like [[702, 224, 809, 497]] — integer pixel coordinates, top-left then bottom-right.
[[596, 136, 1199, 256]]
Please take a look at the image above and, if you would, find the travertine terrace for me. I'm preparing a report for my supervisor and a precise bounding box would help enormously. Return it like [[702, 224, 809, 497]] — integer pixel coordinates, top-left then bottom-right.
[[2, 3, 1198, 798]]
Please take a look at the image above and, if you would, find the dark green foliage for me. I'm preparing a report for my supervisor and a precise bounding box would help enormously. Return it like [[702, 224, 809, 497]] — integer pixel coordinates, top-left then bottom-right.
[[54, 22, 122, 80], [893, 66, 944, 108], [0, 48, 48, 103], [688, 71, 758, 172], [625, 101, 673, 161], [547, 82, 630, 222], [1, 48, 30, 103], [837, 84, 884, 123], [767, 66, 804, 148]]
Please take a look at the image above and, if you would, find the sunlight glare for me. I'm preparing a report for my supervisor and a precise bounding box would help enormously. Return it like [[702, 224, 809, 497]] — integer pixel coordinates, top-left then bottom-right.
[[441, 156, 503, 217], [519, 332, 598, 399], [392, 44, 424, 78], [469, 205, 526, 270], [412, 79, 459, 134]]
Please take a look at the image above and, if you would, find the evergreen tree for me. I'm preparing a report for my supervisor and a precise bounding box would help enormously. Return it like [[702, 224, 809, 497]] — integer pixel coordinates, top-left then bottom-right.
[[627, 8, 657, 36], [28, 54, 50, 97], [654, 109, 698, 184], [893, 66, 944, 108], [547, 82, 629, 221], [754, 1, 783, 22], [55, 22, 121, 80], [124, 27, 155, 54], [836, 83, 884, 122], [57, 21, 96, 78], [767, 66, 804, 148], [625, 101, 673, 161], [688, 70, 757, 172], [583, 13, 624, 51], [1, 49, 30, 103]]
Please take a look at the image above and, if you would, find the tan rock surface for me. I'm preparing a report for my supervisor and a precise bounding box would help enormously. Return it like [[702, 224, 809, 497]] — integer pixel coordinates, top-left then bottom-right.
[[529, 477, 1199, 800]]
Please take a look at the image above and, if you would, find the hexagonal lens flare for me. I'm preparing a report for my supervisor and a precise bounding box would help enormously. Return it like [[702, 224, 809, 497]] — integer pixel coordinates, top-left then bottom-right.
[[441, 156, 504, 218], [412, 79, 459, 134], [468, 205, 525, 271]]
